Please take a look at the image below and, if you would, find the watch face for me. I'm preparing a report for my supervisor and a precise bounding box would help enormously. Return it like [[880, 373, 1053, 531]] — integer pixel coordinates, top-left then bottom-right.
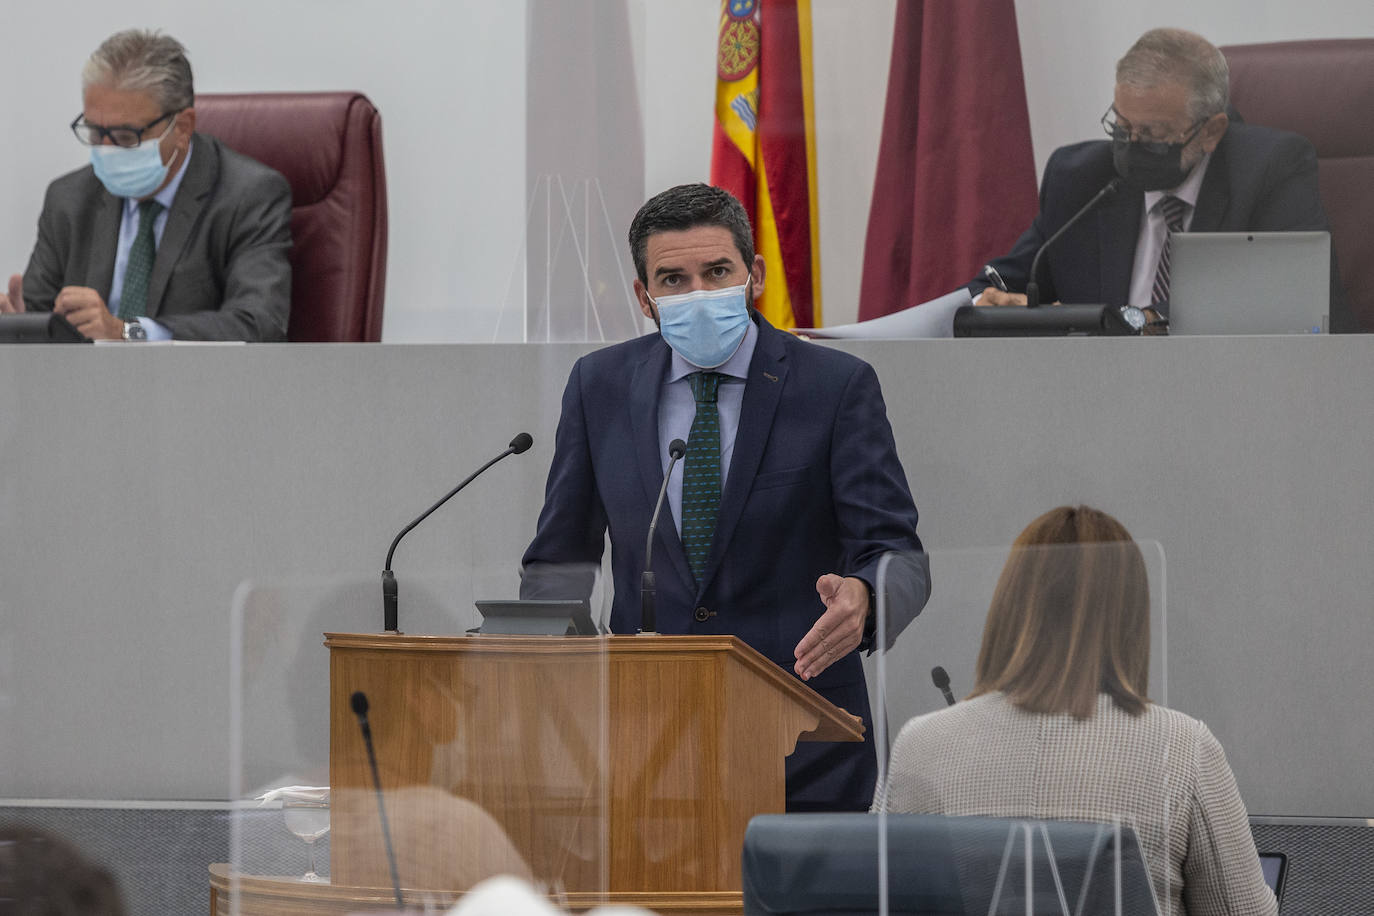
[[1120, 306, 1147, 332], [124, 322, 147, 341]]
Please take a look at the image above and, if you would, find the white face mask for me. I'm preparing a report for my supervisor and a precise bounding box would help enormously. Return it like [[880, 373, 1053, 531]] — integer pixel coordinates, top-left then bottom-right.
[[89, 115, 176, 199], [650, 279, 752, 369]]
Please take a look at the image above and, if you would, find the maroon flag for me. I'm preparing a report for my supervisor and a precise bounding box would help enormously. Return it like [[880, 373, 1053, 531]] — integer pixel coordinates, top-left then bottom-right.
[[858, 0, 1038, 320]]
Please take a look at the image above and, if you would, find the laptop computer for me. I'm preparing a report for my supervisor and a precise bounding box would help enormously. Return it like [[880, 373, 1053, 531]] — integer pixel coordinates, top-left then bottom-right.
[[1167, 231, 1330, 335]]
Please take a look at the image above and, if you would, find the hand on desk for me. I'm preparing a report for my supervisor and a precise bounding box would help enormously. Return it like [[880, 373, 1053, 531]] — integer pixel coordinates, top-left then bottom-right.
[[980, 287, 1028, 307], [795, 574, 870, 681], [0, 274, 24, 313], [55, 287, 124, 339]]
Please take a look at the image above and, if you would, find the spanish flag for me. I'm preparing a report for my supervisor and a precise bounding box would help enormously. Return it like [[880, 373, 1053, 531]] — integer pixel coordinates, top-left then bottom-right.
[[710, 0, 820, 329]]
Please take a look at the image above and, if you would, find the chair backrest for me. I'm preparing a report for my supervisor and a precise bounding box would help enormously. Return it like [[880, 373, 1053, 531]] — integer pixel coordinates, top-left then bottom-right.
[[1222, 39, 1374, 333], [742, 813, 1160, 916], [194, 92, 388, 342]]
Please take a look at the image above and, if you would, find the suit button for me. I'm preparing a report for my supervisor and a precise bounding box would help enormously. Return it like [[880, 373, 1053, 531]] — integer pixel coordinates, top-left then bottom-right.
[[693, 606, 713, 622]]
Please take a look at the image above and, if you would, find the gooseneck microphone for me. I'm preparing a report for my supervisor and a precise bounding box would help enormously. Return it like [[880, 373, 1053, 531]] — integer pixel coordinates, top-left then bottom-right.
[[1025, 178, 1122, 308], [382, 432, 534, 632], [931, 666, 956, 707], [350, 691, 403, 908], [641, 438, 687, 635]]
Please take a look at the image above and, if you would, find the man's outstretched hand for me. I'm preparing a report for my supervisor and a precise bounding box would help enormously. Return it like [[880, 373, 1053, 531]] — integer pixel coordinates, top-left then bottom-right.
[[794, 574, 870, 681]]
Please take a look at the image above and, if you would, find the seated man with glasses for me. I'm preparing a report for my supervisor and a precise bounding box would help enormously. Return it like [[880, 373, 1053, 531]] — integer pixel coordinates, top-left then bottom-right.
[[0, 29, 291, 340], [968, 27, 1350, 332]]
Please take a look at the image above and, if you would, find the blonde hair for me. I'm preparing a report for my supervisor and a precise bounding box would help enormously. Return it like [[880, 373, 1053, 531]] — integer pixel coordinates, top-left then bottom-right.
[[971, 506, 1150, 719]]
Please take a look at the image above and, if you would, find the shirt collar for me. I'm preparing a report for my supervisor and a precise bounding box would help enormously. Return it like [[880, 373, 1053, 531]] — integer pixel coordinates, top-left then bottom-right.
[[1143, 149, 1211, 213], [123, 137, 194, 215], [666, 316, 759, 383]]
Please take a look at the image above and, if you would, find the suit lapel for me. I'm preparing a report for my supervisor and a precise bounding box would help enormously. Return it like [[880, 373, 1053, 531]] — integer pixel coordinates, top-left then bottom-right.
[[86, 193, 123, 299], [699, 318, 787, 593], [1190, 137, 1231, 231], [630, 340, 695, 594], [1097, 192, 1142, 306], [146, 134, 219, 317]]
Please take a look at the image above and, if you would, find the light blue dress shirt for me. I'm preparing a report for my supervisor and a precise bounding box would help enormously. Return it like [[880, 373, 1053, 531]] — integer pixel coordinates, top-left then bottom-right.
[[656, 319, 758, 535], [107, 140, 195, 340]]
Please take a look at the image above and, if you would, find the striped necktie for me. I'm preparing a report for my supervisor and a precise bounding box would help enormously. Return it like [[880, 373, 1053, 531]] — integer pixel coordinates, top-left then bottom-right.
[[117, 199, 165, 320], [681, 371, 723, 584], [1149, 195, 1190, 318]]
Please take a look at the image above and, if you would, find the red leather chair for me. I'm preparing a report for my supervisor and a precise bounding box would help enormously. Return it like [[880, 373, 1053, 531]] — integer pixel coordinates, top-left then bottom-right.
[[1222, 39, 1374, 333], [194, 92, 388, 341]]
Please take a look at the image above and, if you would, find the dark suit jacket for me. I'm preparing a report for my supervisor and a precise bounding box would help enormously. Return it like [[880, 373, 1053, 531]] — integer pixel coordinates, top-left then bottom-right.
[[970, 123, 1351, 331], [22, 132, 292, 341], [521, 316, 930, 811]]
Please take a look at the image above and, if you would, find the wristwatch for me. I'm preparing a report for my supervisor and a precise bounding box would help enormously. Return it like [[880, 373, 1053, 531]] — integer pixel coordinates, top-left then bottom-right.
[[1119, 306, 1147, 334], [122, 321, 147, 341]]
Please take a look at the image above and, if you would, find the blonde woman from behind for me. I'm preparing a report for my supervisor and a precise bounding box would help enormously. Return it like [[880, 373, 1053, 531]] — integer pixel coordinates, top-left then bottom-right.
[[873, 506, 1276, 916]]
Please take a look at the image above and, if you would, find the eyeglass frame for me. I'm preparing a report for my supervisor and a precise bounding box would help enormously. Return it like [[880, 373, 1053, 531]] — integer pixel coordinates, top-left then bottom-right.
[[70, 109, 181, 149], [1100, 105, 1211, 156]]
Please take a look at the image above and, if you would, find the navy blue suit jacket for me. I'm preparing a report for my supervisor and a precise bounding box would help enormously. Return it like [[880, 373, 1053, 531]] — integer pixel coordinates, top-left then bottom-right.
[[522, 315, 930, 811], [970, 123, 1351, 331]]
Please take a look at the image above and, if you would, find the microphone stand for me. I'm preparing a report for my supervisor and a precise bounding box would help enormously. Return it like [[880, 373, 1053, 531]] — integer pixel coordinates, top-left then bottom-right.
[[641, 439, 687, 634], [1026, 178, 1122, 308], [382, 433, 533, 633]]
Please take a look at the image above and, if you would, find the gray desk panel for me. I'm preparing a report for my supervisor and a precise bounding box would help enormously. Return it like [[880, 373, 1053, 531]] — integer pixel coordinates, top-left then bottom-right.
[[0, 339, 1369, 817]]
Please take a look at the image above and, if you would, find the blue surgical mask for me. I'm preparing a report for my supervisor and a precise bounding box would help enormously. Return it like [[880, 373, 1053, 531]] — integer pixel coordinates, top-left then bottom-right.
[[651, 280, 752, 369], [89, 119, 175, 199]]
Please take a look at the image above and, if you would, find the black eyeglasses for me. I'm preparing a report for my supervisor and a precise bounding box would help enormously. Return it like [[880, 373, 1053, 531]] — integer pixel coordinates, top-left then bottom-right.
[[70, 110, 180, 148], [1101, 105, 1208, 155]]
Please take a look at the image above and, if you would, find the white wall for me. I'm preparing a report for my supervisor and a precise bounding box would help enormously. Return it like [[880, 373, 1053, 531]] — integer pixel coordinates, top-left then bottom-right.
[[2, 1, 1371, 337], [0, 0, 530, 343]]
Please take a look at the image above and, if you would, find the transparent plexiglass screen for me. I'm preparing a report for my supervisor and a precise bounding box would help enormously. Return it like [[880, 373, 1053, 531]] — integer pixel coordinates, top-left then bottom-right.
[[228, 566, 612, 912], [872, 541, 1174, 915]]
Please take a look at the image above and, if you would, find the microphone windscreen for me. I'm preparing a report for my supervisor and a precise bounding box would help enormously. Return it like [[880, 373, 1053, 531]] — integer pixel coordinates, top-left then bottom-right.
[[510, 432, 534, 454], [668, 438, 687, 459], [931, 666, 950, 690], [350, 690, 370, 717]]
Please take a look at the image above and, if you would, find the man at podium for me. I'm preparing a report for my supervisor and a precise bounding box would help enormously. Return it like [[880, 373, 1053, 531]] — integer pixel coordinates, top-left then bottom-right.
[[521, 183, 930, 812]]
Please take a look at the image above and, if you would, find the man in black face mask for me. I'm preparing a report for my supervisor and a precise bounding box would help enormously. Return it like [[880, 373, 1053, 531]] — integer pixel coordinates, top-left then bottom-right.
[[970, 27, 1350, 331]]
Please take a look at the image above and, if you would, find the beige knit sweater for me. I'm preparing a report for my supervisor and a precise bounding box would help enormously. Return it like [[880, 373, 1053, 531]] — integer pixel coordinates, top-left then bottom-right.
[[873, 693, 1277, 916]]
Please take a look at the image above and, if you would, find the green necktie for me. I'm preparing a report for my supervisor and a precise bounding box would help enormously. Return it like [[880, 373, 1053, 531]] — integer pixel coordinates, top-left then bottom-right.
[[118, 199, 165, 320], [682, 372, 723, 584]]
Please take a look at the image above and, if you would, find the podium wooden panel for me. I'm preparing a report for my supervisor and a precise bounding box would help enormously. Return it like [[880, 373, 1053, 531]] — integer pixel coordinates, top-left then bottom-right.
[[208, 864, 743, 916], [322, 632, 862, 911]]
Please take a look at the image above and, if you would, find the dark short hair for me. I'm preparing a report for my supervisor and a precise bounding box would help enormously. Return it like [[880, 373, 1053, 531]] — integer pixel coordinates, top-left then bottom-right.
[[628, 183, 755, 285], [971, 505, 1151, 720], [0, 825, 128, 915]]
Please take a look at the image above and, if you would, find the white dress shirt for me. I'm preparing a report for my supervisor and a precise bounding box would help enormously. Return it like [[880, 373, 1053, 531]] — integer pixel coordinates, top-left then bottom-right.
[[1126, 152, 1211, 307]]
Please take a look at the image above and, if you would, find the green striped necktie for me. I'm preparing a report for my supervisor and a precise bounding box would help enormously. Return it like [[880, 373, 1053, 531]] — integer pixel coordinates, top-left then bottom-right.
[[682, 371, 724, 584], [117, 198, 164, 320]]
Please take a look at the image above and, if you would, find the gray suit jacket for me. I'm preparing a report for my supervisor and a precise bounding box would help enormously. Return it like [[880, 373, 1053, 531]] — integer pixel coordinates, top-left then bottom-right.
[[22, 133, 292, 341], [874, 693, 1277, 916]]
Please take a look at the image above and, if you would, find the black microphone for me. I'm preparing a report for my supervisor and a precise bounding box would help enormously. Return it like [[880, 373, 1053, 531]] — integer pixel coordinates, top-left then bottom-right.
[[350, 691, 403, 908], [382, 432, 534, 632], [1026, 178, 1122, 308], [641, 438, 687, 634], [931, 666, 956, 707]]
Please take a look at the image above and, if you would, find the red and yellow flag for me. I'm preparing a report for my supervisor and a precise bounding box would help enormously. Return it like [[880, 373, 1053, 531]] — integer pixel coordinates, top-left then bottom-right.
[[710, 0, 821, 329]]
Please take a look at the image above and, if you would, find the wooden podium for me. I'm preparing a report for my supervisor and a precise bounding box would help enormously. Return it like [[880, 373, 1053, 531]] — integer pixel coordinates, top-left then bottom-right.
[[319, 631, 864, 913]]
